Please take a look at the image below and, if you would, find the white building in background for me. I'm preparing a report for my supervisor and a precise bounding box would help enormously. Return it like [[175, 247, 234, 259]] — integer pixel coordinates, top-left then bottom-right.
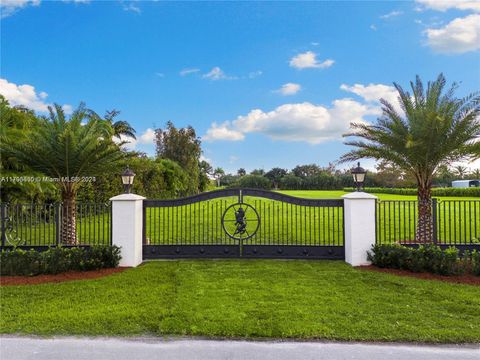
[[452, 180, 480, 188]]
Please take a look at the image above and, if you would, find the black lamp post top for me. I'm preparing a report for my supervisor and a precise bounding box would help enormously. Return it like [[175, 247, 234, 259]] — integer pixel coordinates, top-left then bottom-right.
[[351, 162, 366, 175], [351, 162, 367, 191], [122, 166, 135, 178]]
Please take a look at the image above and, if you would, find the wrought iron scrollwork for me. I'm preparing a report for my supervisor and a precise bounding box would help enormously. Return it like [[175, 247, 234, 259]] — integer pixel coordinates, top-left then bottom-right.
[[221, 203, 260, 241]]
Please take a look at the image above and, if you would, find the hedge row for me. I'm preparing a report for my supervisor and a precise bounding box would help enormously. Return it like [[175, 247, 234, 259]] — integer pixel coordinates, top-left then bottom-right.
[[367, 244, 480, 276], [343, 187, 480, 197], [0, 246, 121, 276]]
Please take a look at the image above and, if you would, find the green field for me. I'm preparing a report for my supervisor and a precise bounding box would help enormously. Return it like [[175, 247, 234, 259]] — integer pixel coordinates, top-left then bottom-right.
[[4, 190, 479, 246], [1, 261, 479, 343]]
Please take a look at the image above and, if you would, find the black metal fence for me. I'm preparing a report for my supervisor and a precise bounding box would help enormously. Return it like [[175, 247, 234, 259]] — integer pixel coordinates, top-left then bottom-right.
[[143, 188, 345, 259], [0, 202, 111, 248], [376, 199, 480, 246]]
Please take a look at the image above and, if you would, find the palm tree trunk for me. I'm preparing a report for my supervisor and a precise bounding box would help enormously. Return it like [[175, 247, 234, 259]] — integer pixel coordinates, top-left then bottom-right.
[[416, 184, 433, 243], [61, 191, 77, 245]]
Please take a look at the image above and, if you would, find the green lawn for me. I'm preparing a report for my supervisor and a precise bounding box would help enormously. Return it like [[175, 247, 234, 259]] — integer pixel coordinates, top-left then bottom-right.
[[278, 190, 477, 201], [1, 260, 479, 343]]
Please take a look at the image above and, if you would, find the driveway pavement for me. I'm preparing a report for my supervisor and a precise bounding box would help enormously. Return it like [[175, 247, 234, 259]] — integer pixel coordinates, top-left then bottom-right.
[[1, 336, 479, 360]]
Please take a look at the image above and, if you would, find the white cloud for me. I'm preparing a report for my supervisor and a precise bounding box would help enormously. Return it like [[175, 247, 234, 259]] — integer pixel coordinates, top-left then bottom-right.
[[0, 78, 76, 115], [0, 78, 50, 112], [380, 10, 404, 19], [62, 0, 91, 3], [114, 128, 155, 151], [415, 0, 480, 12], [370, 24, 377, 31], [275, 83, 301, 96], [229, 155, 239, 164], [113, 134, 137, 150], [122, 2, 141, 14], [1, 0, 91, 18], [424, 14, 480, 53], [203, 122, 245, 141], [289, 51, 334, 69], [138, 128, 155, 144], [155, 72, 165, 77], [203, 100, 378, 144], [180, 68, 200, 76], [202, 67, 236, 80], [0, 0, 40, 18], [415, 1, 480, 54], [248, 70, 263, 79], [62, 104, 73, 115], [340, 83, 398, 105]]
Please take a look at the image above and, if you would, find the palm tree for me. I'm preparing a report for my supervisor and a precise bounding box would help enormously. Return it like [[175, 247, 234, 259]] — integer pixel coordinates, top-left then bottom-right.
[[471, 169, 480, 179], [340, 74, 480, 243], [1, 103, 125, 244], [213, 167, 225, 187], [104, 109, 136, 140], [0, 96, 58, 202], [453, 165, 468, 179]]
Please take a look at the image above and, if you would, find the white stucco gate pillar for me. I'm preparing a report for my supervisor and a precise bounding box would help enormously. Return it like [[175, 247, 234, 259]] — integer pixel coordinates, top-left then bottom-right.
[[110, 193, 145, 267], [342, 192, 377, 266]]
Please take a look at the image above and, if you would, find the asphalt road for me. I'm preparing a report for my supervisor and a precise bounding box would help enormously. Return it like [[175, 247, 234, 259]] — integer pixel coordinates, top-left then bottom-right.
[[1, 336, 479, 360]]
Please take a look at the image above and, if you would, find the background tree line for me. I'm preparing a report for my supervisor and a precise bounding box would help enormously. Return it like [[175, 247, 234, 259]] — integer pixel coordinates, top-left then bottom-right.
[[216, 160, 479, 191]]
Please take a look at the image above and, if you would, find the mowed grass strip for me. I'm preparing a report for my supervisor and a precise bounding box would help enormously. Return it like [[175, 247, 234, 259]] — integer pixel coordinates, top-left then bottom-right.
[[1, 260, 479, 343]]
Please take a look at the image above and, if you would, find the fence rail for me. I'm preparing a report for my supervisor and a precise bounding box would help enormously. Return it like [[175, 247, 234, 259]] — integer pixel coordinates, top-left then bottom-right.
[[0, 202, 112, 247], [376, 199, 480, 245]]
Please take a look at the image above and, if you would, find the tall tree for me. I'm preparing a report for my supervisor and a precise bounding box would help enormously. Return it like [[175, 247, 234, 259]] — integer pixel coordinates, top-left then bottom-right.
[[470, 169, 480, 179], [198, 160, 213, 192], [155, 121, 202, 194], [0, 96, 57, 202], [453, 165, 468, 179], [265, 167, 287, 189], [292, 164, 321, 178], [341, 74, 480, 242], [1, 103, 125, 244], [213, 167, 225, 187], [237, 168, 246, 176], [103, 109, 136, 140]]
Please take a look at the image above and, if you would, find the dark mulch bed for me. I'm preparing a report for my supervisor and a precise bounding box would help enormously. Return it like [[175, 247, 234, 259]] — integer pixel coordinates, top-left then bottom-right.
[[0, 267, 127, 286], [358, 265, 480, 286]]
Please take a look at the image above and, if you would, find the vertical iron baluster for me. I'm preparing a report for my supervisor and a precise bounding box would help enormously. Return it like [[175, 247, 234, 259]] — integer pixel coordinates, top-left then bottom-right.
[[473, 201, 480, 243], [444, 201, 448, 244], [432, 198, 437, 244], [468, 201, 472, 244], [175, 205, 182, 244], [275, 202, 282, 242], [453, 201, 457, 244], [163, 206, 166, 245], [463, 200, 467, 244], [216, 201, 219, 244], [96, 203, 100, 245]]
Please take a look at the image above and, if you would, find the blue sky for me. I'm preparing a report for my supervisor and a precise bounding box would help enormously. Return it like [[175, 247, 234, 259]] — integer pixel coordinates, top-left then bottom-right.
[[1, 0, 479, 173]]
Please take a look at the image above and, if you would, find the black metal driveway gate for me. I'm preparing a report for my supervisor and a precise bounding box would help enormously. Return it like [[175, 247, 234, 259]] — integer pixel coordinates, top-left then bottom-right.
[[143, 189, 344, 259]]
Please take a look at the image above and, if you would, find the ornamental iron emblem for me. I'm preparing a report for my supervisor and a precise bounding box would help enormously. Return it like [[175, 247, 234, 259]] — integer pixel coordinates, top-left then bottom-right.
[[221, 203, 260, 241]]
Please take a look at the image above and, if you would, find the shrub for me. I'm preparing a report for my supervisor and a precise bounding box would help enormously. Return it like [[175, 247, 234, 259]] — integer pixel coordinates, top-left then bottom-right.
[[343, 187, 480, 197], [367, 244, 477, 276], [472, 250, 480, 276], [0, 246, 121, 276], [229, 175, 272, 190]]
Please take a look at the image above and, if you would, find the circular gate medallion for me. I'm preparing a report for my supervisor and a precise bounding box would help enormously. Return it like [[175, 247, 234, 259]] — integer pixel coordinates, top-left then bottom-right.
[[221, 203, 260, 241]]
